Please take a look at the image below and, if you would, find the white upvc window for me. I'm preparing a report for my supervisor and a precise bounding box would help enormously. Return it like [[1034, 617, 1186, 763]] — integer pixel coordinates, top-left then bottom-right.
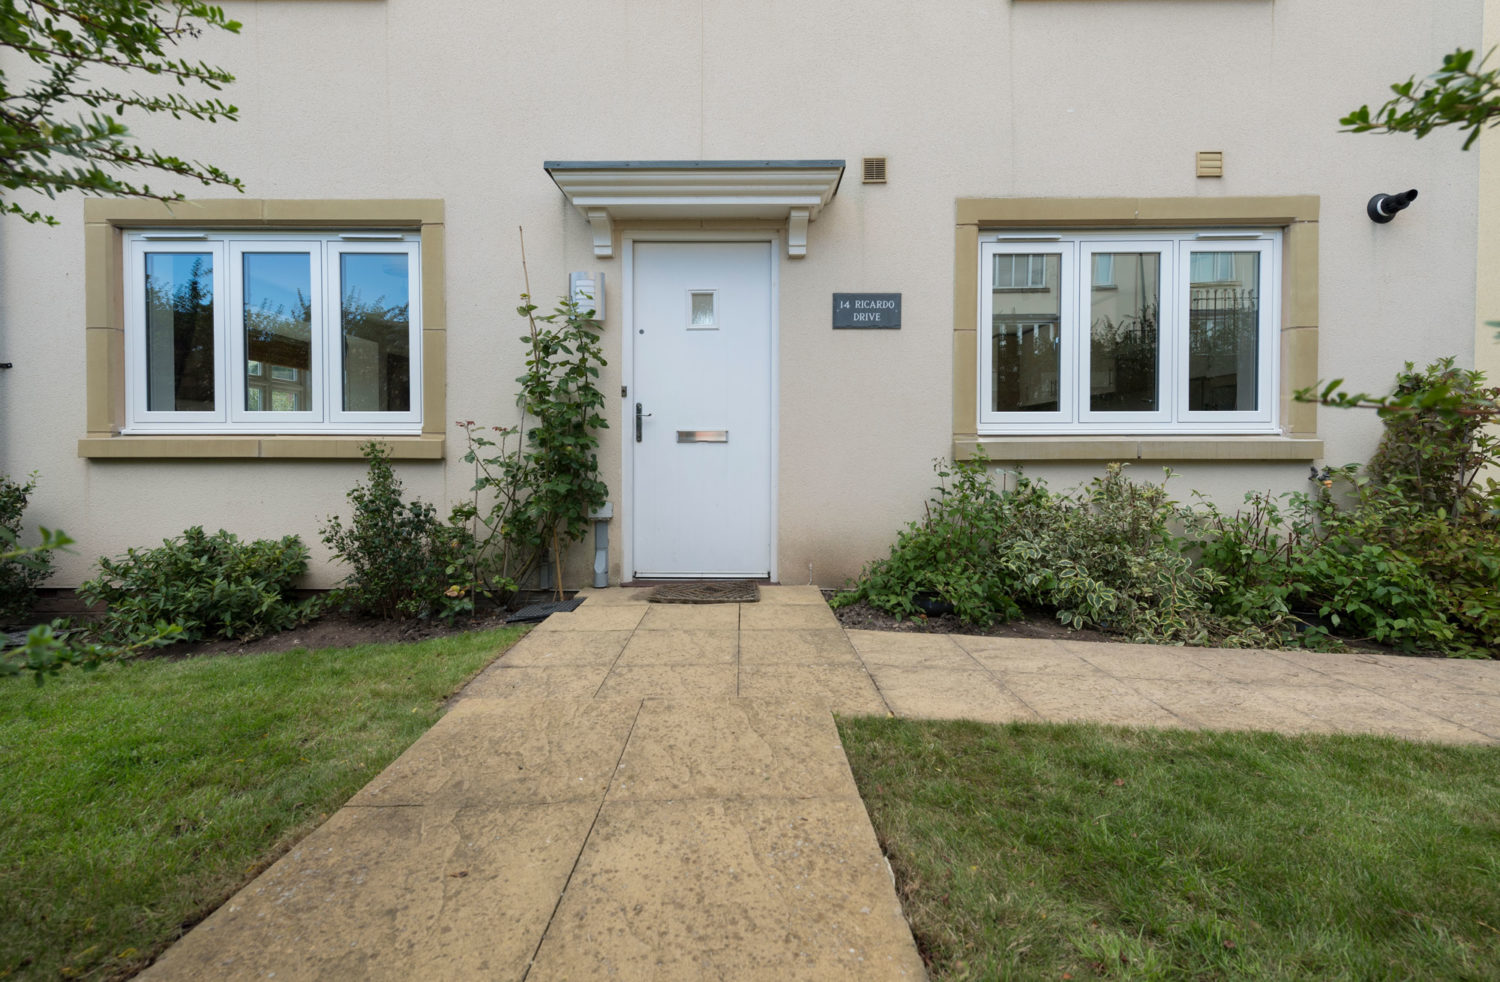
[[123, 231, 422, 434], [978, 230, 1279, 435]]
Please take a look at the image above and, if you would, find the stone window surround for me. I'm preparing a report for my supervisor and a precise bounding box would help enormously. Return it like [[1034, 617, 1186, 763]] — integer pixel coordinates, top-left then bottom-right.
[[79, 198, 446, 460], [953, 196, 1323, 462]]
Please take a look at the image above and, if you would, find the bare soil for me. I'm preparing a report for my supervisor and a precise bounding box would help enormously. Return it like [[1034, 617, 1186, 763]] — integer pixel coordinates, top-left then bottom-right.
[[143, 609, 519, 661]]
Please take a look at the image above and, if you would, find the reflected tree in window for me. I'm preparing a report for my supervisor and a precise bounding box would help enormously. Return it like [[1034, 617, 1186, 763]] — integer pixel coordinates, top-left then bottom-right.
[[244, 290, 312, 411], [1188, 253, 1260, 412], [144, 255, 214, 411], [1090, 303, 1159, 412], [340, 288, 410, 412]]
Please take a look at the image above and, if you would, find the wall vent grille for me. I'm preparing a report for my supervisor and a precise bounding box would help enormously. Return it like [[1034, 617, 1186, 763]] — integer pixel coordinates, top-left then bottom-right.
[[1196, 151, 1224, 178], [863, 157, 887, 183]]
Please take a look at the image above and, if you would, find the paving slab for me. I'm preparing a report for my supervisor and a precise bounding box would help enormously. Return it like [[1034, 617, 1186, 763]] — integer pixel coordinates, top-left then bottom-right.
[[638, 603, 741, 630], [738, 663, 891, 716], [573, 586, 656, 606], [460, 664, 611, 701], [531, 604, 647, 632], [527, 796, 924, 981], [349, 698, 639, 806], [1265, 683, 1496, 743], [596, 663, 739, 700], [1180, 648, 1340, 685], [609, 698, 854, 801], [141, 799, 600, 982], [757, 585, 831, 604], [1125, 679, 1331, 735], [1066, 641, 1226, 681], [954, 637, 1112, 677], [1374, 691, 1500, 740], [868, 665, 1040, 724], [741, 603, 841, 630], [739, 628, 867, 666], [497, 629, 632, 667], [846, 630, 979, 670], [615, 628, 738, 665], [1000, 672, 1189, 728]]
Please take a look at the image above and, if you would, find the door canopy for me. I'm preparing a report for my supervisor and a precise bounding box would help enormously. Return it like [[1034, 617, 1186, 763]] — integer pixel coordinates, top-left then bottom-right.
[[544, 160, 844, 259]]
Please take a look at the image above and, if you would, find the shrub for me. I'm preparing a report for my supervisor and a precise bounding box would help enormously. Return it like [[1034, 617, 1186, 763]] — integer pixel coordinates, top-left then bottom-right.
[[836, 459, 1261, 645], [79, 527, 311, 644], [831, 458, 1023, 626], [1286, 474, 1498, 656], [1366, 358, 1500, 517], [0, 472, 52, 627], [320, 443, 473, 620], [1182, 484, 1321, 628]]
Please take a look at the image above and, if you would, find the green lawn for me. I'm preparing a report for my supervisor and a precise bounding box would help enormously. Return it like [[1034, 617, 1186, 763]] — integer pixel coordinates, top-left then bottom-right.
[[839, 718, 1500, 981], [0, 625, 525, 981]]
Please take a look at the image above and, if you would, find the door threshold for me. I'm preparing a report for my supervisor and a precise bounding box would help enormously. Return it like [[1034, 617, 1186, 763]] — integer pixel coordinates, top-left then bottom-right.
[[623, 577, 776, 587]]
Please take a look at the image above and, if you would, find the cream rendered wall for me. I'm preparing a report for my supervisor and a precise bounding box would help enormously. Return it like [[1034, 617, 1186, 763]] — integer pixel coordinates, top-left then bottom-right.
[[1480, 0, 1500, 388], [0, 0, 1484, 589]]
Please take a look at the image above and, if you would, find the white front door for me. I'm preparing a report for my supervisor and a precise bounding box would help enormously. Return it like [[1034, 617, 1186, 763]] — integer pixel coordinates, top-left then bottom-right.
[[630, 240, 774, 578]]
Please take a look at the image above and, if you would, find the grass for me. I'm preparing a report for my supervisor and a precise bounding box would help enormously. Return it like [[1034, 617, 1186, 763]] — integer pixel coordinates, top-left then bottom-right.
[[0, 624, 525, 981], [838, 718, 1500, 981]]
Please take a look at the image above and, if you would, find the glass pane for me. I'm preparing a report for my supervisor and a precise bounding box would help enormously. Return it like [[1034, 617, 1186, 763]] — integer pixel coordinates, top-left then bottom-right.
[[691, 291, 715, 326], [1089, 252, 1160, 412], [243, 253, 312, 412], [991, 253, 1061, 412], [340, 253, 410, 412], [1189, 252, 1260, 411], [144, 253, 215, 411]]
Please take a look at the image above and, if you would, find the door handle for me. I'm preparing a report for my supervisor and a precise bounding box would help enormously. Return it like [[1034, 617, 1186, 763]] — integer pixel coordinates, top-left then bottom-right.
[[635, 402, 652, 442]]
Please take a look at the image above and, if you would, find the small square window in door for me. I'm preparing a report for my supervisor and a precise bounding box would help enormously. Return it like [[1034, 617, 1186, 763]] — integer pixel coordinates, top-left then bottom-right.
[[688, 290, 717, 329]]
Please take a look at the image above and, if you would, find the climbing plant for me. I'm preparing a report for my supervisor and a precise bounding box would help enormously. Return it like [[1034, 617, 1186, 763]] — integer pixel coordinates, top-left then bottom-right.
[[457, 231, 609, 601]]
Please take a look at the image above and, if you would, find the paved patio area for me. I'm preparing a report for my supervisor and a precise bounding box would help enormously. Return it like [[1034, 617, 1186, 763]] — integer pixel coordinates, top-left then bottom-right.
[[141, 587, 1500, 981]]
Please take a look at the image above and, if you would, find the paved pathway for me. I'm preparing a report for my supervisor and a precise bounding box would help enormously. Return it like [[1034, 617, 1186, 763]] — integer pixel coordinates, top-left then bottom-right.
[[142, 587, 1500, 981]]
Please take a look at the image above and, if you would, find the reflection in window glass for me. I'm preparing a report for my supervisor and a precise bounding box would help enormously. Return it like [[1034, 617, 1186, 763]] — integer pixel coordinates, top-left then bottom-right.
[[341, 254, 410, 412], [1189, 252, 1259, 411], [243, 253, 312, 412], [144, 253, 215, 411], [691, 291, 715, 326], [1092, 254, 1115, 287], [1090, 252, 1159, 413], [991, 254, 1061, 412], [993, 254, 1049, 289]]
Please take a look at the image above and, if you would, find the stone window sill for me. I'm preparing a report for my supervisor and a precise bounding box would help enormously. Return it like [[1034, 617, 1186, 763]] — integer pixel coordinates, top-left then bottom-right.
[[77, 434, 444, 460], [953, 435, 1323, 463]]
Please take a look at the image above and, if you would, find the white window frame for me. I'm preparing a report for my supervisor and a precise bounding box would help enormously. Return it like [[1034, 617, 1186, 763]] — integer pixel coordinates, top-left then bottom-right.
[[123, 231, 422, 434], [977, 230, 1279, 435]]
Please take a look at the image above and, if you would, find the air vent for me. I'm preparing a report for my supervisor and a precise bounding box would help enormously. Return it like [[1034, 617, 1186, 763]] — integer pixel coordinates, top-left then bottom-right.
[[862, 157, 887, 184], [1196, 150, 1224, 178]]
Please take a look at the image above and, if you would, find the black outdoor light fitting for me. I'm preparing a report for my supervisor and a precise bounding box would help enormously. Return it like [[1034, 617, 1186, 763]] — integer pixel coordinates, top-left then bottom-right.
[[1368, 189, 1418, 223]]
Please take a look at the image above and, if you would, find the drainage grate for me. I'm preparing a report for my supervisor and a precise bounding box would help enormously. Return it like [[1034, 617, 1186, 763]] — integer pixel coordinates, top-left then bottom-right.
[[507, 598, 585, 623], [648, 581, 759, 604]]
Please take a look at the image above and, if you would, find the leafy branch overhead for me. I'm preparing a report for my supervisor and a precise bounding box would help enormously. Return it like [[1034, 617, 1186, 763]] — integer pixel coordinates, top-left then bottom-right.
[[1342, 47, 1500, 149], [0, 0, 244, 225]]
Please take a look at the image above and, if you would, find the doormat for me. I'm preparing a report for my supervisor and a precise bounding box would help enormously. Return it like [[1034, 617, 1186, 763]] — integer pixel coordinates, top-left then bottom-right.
[[648, 581, 759, 604], [506, 597, 585, 623]]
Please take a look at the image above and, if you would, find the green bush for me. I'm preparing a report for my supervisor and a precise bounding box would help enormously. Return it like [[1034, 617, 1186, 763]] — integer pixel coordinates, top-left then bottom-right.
[[78, 527, 311, 645], [1366, 358, 1500, 517], [320, 443, 473, 621], [0, 472, 52, 627], [1284, 475, 1498, 657], [835, 459, 1260, 645], [831, 458, 1024, 626]]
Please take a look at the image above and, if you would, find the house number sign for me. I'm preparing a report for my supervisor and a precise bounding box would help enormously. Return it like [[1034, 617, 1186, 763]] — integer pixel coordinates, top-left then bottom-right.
[[832, 293, 901, 329]]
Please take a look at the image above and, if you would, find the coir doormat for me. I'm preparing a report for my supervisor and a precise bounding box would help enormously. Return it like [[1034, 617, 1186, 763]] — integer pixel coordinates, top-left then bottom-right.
[[648, 581, 760, 604]]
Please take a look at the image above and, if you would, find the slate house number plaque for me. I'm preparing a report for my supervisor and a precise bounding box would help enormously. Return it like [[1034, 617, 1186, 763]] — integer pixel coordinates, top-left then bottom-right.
[[833, 293, 901, 329]]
